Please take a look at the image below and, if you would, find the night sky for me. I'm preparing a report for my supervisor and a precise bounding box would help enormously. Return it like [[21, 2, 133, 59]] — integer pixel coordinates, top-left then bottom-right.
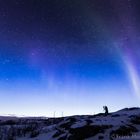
[[0, 0, 140, 117]]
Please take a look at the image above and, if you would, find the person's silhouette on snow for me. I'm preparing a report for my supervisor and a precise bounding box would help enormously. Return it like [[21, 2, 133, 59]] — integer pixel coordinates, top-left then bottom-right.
[[103, 106, 109, 116]]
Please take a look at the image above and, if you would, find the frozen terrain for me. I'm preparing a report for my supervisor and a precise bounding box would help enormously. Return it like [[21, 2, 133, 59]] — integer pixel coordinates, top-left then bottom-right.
[[0, 107, 140, 140]]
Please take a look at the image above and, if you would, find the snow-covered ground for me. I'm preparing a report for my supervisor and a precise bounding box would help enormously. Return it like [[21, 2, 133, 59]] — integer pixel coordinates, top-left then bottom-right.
[[0, 107, 140, 140]]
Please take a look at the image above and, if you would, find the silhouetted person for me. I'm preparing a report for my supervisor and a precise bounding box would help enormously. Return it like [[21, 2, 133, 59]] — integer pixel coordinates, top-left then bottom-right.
[[103, 106, 109, 116]]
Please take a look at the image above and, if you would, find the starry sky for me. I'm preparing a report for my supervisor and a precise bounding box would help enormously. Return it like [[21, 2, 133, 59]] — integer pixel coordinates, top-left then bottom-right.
[[0, 0, 140, 117]]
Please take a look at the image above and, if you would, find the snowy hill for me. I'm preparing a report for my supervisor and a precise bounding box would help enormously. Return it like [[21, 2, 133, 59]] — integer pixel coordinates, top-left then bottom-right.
[[0, 107, 140, 140]]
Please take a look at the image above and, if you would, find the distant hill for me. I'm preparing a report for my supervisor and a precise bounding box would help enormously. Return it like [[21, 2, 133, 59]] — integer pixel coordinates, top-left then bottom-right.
[[0, 107, 140, 140]]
